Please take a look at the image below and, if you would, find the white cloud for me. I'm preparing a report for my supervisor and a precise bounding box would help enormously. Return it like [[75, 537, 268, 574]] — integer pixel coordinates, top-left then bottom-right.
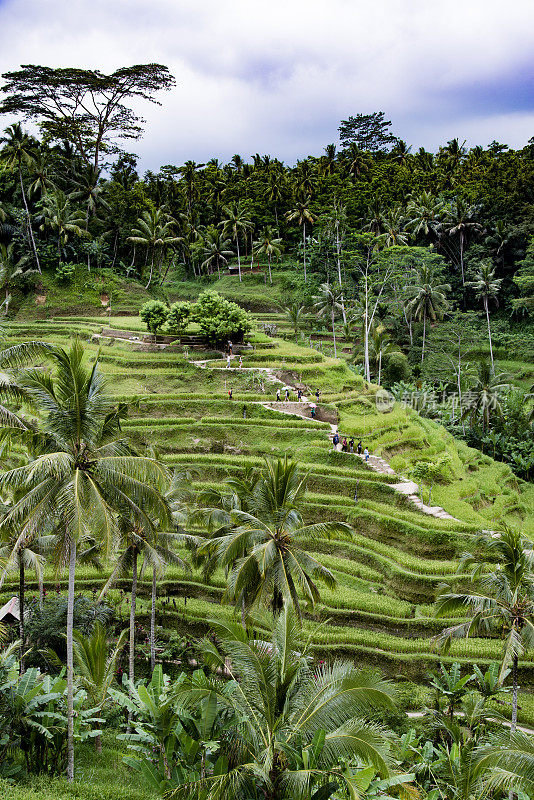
[[1, 0, 534, 168]]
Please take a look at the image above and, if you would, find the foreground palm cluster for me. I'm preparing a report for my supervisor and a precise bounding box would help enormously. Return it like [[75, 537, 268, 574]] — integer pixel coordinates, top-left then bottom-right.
[[1, 316, 534, 799]]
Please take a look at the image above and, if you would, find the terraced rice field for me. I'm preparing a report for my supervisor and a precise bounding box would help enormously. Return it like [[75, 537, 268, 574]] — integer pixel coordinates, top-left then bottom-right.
[[3, 315, 534, 698]]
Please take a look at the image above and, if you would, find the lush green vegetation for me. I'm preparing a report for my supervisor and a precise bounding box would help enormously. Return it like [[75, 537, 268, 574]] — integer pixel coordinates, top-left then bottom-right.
[[0, 62, 534, 799]]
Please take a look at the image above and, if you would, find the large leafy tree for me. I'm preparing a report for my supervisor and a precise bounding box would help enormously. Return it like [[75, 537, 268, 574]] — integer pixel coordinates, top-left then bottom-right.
[[172, 607, 397, 800], [0, 64, 175, 169], [192, 458, 351, 621], [0, 340, 169, 781]]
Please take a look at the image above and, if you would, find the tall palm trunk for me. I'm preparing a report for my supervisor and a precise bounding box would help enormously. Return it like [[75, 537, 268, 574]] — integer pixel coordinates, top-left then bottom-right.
[[66, 538, 77, 782], [335, 221, 346, 323], [18, 557, 25, 672], [378, 350, 382, 386], [19, 169, 41, 274], [150, 564, 157, 673], [331, 307, 337, 358], [510, 653, 519, 800], [484, 296, 494, 373], [236, 236, 242, 282], [129, 549, 138, 688], [459, 230, 465, 285], [302, 222, 307, 283], [268, 253, 272, 285], [145, 250, 155, 290], [421, 310, 427, 363]]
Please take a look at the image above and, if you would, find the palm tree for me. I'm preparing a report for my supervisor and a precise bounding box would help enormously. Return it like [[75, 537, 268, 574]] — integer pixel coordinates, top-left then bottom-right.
[[407, 190, 445, 241], [377, 204, 409, 247], [461, 360, 509, 432], [0, 123, 41, 273], [435, 526, 534, 734], [193, 458, 351, 621], [466, 261, 502, 373], [0, 523, 46, 671], [69, 164, 110, 231], [128, 207, 181, 289], [266, 169, 285, 234], [0, 340, 169, 781], [367, 325, 399, 386], [199, 226, 234, 278], [178, 160, 205, 214], [253, 227, 282, 284], [173, 606, 397, 800], [285, 198, 314, 283], [344, 142, 370, 181], [313, 282, 343, 358], [38, 190, 89, 264], [320, 142, 337, 176], [444, 199, 483, 285], [405, 265, 450, 363], [280, 302, 306, 343], [73, 621, 128, 752], [220, 201, 253, 282]]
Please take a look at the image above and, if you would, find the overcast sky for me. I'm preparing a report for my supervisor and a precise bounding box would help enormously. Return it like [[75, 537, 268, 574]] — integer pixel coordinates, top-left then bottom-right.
[[1, 0, 534, 170]]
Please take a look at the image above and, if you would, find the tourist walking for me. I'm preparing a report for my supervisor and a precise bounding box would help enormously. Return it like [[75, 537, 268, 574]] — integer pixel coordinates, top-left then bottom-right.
[[342, 437, 348, 452], [239, 356, 243, 368], [349, 437, 354, 453], [332, 432, 340, 450], [364, 447, 370, 462], [226, 354, 231, 367], [228, 388, 233, 400], [276, 388, 281, 401], [310, 405, 316, 419], [285, 388, 290, 401], [297, 388, 302, 402], [315, 389, 320, 403], [228, 340, 233, 355], [357, 440, 362, 455]]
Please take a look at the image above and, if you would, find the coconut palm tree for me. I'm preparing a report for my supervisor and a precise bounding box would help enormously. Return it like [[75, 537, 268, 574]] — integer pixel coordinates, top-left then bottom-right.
[[253, 227, 283, 284], [285, 198, 314, 283], [405, 265, 450, 363], [313, 282, 343, 358], [407, 190, 445, 241], [220, 201, 253, 282], [461, 360, 509, 432], [173, 606, 397, 800], [0, 340, 169, 781], [466, 261, 502, 373], [178, 160, 205, 214], [443, 199, 483, 285], [367, 325, 399, 386], [73, 621, 128, 752], [280, 302, 306, 343], [192, 458, 351, 622], [128, 207, 182, 289], [377, 205, 409, 247], [38, 189, 89, 264], [199, 226, 234, 278], [435, 526, 534, 735], [0, 123, 41, 273]]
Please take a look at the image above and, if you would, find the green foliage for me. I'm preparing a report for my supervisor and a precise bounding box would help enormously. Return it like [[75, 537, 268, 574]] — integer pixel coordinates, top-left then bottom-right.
[[166, 301, 191, 339], [139, 300, 169, 337], [54, 262, 77, 285], [190, 290, 251, 345]]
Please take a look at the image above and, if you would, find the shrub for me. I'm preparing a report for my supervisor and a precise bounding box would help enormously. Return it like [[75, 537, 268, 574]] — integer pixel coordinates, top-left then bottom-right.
[[190, 290, 252, 345], [383, 351, 411, 385], [139, 299, 168, 341], [166, 300, 191, 340], [55, 261, 77, 284]]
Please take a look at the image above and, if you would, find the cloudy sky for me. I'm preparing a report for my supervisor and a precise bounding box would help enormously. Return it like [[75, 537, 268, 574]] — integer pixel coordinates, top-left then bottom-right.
[[1, 0, 534, 170]]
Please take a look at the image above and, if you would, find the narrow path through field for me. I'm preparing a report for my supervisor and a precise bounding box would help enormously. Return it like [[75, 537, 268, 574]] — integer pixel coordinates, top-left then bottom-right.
[[189, 356, 458, 522]]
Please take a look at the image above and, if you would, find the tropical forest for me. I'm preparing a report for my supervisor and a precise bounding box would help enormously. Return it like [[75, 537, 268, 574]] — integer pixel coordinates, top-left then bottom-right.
[[0, 61, 533, 800]]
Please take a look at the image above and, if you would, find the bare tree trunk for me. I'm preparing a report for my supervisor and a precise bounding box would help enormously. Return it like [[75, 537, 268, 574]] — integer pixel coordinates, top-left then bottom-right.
[[129, 549, 137, 689], [335, 220, 346, 323], [150, 565, 157, 673], [19, 170, 41, 273], [331, 308, 337, 358], [485, 296, 494, 373], [459, 231, 465, 285], [378, 350, 382, 386], [18, 558, 25, 673], [268, 253, 272, 285], [236, 236, 242, 282], [421, 312, 427, 363], [510, 653, 519, 800], [66, 538, 77, 782], [145, 250, 155, 290], [303, 222, 307, 283]]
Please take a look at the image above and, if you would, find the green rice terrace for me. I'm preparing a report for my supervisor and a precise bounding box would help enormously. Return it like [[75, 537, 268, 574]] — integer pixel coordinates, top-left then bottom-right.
[[2, 308, 533, 699]]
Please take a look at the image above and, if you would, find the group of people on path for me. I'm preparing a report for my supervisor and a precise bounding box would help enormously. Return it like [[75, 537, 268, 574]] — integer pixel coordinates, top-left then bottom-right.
[[332, 432, 369, 460]]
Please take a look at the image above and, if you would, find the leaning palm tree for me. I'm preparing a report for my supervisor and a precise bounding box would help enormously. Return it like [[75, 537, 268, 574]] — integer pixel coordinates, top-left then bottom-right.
[[0, 340, 169, 782], [285, 197, 314, 283], [0, 123, 41, 272], [466, 261, 502, 373], [73, 621, 128, 752], [435, 526, 534, 733], [253, 227, 283, 284], [405, 265, 450, 363], [172, 606, 397, 800], [192, 458, 351, 622], [220, 201, 254, 282], [313, 282, 343, 358]]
